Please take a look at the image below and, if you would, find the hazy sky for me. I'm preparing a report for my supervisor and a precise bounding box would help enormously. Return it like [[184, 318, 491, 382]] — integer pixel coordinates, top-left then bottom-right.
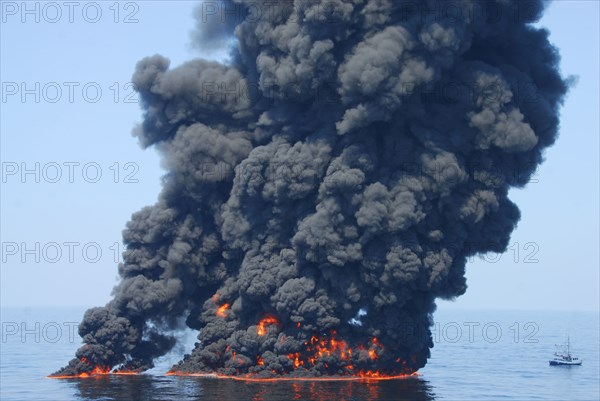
[[1, 0, 598, 312]]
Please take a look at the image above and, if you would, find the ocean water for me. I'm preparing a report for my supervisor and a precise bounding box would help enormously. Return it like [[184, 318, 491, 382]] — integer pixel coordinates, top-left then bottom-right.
[[1, 307, 598, 401]]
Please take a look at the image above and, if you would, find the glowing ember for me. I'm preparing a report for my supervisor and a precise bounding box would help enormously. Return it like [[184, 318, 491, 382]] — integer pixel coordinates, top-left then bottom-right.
[[256, 316, 279, 336]]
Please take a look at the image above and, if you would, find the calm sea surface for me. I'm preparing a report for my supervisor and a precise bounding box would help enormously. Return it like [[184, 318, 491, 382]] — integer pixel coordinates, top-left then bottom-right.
[[1, 307, 598, 400]]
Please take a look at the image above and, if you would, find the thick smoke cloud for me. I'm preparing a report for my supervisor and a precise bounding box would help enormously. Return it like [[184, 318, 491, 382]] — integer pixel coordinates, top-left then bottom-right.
[[54, 0, 568, 377]]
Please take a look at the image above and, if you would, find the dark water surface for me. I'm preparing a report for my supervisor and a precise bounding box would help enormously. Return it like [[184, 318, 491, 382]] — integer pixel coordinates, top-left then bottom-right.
[[54, 375, 435, 401], [1, 307, 598, 400]]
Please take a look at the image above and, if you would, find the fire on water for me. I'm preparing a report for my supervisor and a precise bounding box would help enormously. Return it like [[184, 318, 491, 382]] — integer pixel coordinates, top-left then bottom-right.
[[49, 369, 418, 381], [48, 367, 142, 379], [164, 371, 419, 382], [47, 355, 144, 378], [48, 370, 142, 379], [49, 367, 417, 381]]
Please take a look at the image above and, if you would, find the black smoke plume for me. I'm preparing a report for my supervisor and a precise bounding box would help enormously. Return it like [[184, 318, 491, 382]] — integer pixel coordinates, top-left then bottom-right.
[[53, 0, 569, 377]]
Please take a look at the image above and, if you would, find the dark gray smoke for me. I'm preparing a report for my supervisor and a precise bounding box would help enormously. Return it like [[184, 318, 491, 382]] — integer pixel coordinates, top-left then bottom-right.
[[53, 0, 569, 377]]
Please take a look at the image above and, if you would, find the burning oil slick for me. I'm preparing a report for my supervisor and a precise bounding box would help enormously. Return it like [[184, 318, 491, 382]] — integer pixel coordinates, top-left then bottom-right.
[[52, 0, 569, 379]]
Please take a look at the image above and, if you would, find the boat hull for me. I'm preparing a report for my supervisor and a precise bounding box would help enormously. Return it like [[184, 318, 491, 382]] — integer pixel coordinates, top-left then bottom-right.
[[549, 360, 582, 366]]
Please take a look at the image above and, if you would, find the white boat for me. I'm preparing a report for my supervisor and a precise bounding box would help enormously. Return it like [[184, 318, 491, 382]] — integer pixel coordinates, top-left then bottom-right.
[[549, 337, 582, 366]]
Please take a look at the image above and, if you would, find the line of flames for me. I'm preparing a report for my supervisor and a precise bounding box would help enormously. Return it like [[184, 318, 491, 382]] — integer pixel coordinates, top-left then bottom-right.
[[49, 369, 142, 379], [48, 357, 142, 379], [165, 371, 419, 382], [51, 312, 413, 380], [50, 369, 417, 381]]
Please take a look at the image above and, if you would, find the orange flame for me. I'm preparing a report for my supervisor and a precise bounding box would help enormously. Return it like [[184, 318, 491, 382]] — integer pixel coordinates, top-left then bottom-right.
[[216, 303, 230, 318], [165, 370, 419, 381], [273, 331, 393, 376], [48, 365, 111, 379], [48, 357, 140, 379], [112, 371, 140, 376], [358, 370, 383, 378], [59, 330, 410, 381], [79, 366, 111, 377], [368, 349, 378, 360], [162, 331, 413, 380], [287, 352, 304, 368], [368, 337, 382, 360], [257, 316, 279, 336]]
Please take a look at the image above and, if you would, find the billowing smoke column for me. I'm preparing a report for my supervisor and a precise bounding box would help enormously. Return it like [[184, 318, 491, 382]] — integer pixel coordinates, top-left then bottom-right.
[[53, 0, 568, 378]]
